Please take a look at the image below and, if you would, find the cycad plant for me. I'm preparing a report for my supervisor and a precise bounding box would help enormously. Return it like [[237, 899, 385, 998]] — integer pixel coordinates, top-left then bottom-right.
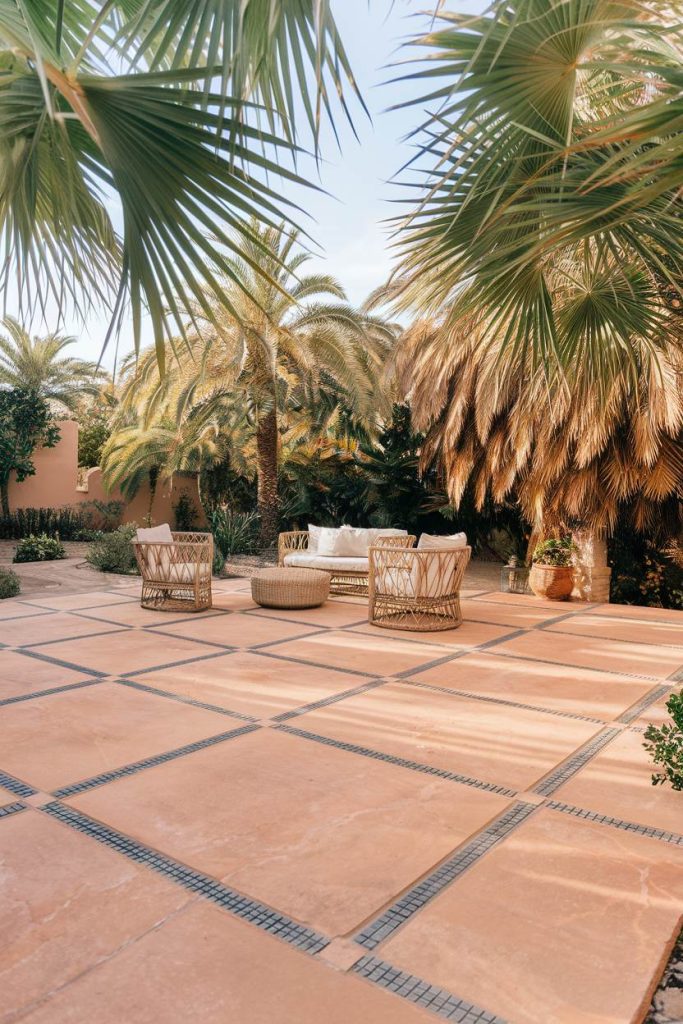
[[0, 317, 104, 411], [0, 2, 361, 365], [392, 0, 683, 377]]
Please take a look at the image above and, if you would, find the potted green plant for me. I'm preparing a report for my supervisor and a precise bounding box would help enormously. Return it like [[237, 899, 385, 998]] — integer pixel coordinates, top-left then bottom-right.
[[529, 537, 576, 600]]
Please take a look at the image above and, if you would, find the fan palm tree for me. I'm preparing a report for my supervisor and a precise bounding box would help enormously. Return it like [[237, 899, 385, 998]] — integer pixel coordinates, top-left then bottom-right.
[[0, 2, 363, 367], [392, 0, 683, 378], [105, 224, 396, 543], [0, 317, 105, 411]]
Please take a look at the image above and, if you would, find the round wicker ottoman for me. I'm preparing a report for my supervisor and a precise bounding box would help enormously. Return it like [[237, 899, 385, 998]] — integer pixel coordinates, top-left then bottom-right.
[[251, 567, 330, 609]]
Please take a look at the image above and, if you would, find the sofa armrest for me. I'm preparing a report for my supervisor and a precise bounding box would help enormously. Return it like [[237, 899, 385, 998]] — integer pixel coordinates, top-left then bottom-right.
[[278, 530, 309, 566]]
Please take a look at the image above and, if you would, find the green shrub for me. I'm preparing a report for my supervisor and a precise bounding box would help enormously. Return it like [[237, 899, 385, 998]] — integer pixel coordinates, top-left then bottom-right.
[[208, 507, 259, 556], [643, 691, 683, 791], [609, 530, 683, 610], [86, 524, 139, 574], [532, 537, 576, 567], [0, 506, 86, 540], [13, 534, 66, 563], [0, 568, 20, 598], [212, 546, 226, 576], [173, 489, 198, 531]]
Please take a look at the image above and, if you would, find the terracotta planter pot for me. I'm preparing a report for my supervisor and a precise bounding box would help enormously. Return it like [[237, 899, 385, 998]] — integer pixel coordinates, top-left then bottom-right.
[[528, 563, 574, 601]]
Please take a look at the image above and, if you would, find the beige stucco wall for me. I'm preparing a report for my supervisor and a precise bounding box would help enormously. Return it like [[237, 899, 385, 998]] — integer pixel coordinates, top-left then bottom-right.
[[8, 419, 205, 528]]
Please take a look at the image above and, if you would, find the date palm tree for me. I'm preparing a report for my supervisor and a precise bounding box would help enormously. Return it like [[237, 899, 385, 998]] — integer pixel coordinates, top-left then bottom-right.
[[0, 2, 362, 367], [392, 0, 683, 378], [104, 223, 396, 543], [0, 317, 105, 411]]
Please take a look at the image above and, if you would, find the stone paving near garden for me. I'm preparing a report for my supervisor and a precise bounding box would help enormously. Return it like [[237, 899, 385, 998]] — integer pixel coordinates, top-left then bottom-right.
[[1, 575, 683, 1024]]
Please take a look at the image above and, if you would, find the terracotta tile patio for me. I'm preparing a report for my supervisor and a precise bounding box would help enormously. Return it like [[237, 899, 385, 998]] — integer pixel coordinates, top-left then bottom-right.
[[1, 577, 682, 1024]]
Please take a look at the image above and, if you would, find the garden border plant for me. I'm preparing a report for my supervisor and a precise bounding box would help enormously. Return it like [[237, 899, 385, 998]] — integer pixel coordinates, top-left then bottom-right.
[[13, 534, 66, 563]]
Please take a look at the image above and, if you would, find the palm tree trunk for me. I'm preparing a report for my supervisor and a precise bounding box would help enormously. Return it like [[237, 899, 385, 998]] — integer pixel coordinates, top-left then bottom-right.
[[0, 478, 9, 517], [256, 406, 279, 547]]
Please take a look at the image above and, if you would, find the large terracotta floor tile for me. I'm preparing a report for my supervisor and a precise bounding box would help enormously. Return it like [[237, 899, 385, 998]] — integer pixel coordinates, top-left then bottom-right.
[[412, 652, 656, 722], [28, 628, 216, 675], [0, 612, 126, 648], [472, 592, 576, 611], [350, 619, 516, 648], [553, 728, 683, 834], [135, 650, 367, 718], [68, 728, 511, 935], [0, 602, 52, 621], [0, 810, 189, 1021], [493, 629, 683, 678], [296, 682, 601, 791], [382, 809, 683, 1024], [547, 612, 683, 648], [210, 591, 260, 610], [21, 902, 431, 1024], [25, 591, 139, 611], [75, 602, 215, 627], [460, 598, 568, 628], [590, 603, 683, 625], [0, 682, 231, 791], [0, 650, 94, 701], [250, 602, 368, 628], [265, 629, 452, 676], [157, 611, 318, 649]]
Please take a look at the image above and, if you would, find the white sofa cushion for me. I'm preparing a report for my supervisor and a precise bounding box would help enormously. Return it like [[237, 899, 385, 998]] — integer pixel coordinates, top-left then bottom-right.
[[316, 527, 345, 556], [136, 523, 173, 544], [418, 532, 467, 550], [283, 552, 368, 573], [307, 524, 322, 553]]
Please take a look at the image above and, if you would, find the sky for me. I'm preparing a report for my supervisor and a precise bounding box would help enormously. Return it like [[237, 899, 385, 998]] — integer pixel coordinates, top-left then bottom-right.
[[7, 0, 486, 371]]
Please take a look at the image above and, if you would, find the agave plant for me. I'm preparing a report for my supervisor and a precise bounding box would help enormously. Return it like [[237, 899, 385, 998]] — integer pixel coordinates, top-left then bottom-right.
[[392, 0, 683, 378], [0, 1, 362, 366]]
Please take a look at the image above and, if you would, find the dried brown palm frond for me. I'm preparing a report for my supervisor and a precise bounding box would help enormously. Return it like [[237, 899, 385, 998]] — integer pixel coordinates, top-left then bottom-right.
[[397, 304, 683, 535]]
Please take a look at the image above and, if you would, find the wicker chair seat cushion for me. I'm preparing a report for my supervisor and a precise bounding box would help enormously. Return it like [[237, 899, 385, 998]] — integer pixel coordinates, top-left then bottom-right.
[[283, 552, 368, 573], [375, 549, 464, 599]]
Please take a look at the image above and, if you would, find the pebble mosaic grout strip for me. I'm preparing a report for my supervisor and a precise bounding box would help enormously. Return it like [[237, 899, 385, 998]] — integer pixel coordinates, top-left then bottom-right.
[[276, 724, 517, 798], [353, 955, 506, 1023], [0, 770, 37, 798], [272, 677, 391, 722], [14, 647, 109, 677], [401, 677, 607, 725], [0, 801, 26, 819], [253, 648, 382, 679], [42, 801, 329, 954], [52, 723, 261, 798], [115, 677, 258, 722], [0, 678, 104, 707], [354, 802, 536, 951], [547, 801, 683, 846], [617, 683, 676, 724], [668, 664, 683, 682], [533, 728, 621, 796]]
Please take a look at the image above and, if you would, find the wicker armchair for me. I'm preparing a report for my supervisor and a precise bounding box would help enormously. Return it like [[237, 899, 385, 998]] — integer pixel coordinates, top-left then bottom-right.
[[368, 544, 471, 631], [133, 530, 213, 612], [278, 531, 416, 596]]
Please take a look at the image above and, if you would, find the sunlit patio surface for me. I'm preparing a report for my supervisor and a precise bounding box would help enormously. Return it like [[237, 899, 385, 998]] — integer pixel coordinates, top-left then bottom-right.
[[2, 577, 682, 1024]]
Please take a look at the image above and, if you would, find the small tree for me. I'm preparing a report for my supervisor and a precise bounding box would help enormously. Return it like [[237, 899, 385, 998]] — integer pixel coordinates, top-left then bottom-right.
[[0, 389, 60, 516], [78, 404, 112, 467]]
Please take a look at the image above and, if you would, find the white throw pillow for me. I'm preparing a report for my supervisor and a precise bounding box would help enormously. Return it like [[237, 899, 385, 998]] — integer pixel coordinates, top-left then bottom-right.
[[307, 524, 322, 554], [316, 526, 343, 556], [335, 526, 374, 556], [418, 532, 467, 550], [136, 523, 173, 544]]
